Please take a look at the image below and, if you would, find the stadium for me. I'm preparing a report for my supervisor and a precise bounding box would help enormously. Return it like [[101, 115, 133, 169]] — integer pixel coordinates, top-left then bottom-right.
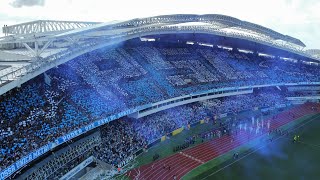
[[0, 13, 319, 180]]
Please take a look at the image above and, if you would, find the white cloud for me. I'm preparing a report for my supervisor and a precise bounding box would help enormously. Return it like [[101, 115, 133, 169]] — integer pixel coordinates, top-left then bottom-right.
[[0, 0, 319, 49], [10, 0, 45, 8]]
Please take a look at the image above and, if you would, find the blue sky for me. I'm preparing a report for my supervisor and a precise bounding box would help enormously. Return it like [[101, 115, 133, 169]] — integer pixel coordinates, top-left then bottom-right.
[[0, 0, 319, 49]]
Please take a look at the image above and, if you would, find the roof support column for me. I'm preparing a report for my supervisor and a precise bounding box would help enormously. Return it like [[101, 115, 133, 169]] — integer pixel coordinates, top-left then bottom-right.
[[23, 42, 37, 57], [35, 41, 39, 56], [66, 37, 79, 46], [23, 41, 52, 58], [39, 40, 52, 55]]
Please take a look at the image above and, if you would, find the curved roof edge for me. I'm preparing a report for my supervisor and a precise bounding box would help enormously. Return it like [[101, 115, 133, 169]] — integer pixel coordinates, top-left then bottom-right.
[[101, 14, 307, 47], [2, 20, 101, 35], [306, 49, 320, 57], [1, 14, 306, 47]]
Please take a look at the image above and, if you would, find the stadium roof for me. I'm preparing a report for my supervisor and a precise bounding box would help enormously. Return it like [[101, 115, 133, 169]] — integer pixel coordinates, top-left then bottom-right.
[[0, 14, 307, 47], [0, 14, 319, 96], [306, 49, 320, 58]]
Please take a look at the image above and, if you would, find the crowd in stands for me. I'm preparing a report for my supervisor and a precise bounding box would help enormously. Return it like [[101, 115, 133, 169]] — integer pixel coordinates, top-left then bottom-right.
[[285, 86, 320, 97], [95, 88, 287, 167], [203, 90, 287, 115], [95, 119, 145, 167], [0, 43, 319, 173]]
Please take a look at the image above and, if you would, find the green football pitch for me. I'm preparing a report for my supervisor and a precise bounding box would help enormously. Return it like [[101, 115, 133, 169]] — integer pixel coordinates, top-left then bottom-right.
[[186, 113, 320, 180]]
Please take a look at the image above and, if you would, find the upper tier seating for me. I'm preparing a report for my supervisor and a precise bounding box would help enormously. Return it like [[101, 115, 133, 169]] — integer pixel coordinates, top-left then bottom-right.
[[1, 44, 319, 171]]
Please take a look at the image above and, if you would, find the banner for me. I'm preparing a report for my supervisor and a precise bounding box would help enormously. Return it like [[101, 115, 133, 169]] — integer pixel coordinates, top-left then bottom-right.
[[172, 127, 184, 136], [0, 106, 146, 180], [0, 143, 52, 180], [161, 136, 166, 142]]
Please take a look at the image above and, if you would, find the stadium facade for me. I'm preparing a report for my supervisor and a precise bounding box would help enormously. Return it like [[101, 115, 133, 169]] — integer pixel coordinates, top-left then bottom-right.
[[0, 14, 319, 180]]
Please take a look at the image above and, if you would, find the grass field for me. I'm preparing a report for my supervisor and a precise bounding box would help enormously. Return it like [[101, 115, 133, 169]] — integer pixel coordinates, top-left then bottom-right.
[[185, 113, 320, 180]]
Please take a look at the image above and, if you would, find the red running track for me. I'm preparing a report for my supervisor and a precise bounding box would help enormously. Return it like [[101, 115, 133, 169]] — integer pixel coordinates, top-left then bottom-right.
[[127, 103, 320, 180]]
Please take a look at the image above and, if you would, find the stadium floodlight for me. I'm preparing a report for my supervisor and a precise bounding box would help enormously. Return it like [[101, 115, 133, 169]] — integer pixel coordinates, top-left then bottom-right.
[[217, 45, 232, 51], [258, 53, 275, 58], [199, 42, 213, 47], [280, 57, 298, 63], [238, 48, 254, 54]]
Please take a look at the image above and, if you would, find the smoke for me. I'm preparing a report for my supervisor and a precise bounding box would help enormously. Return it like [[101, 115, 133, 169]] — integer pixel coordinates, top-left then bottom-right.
[[10, 0, 46, 8]]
